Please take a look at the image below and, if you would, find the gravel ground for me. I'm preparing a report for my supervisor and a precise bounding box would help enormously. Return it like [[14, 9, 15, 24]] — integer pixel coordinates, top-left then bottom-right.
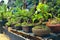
[[0, 34, 10, 40]]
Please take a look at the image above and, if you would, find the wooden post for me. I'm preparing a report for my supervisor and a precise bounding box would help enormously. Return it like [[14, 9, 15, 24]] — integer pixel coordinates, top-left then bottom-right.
[[33, 0, 36, 12], [23, 0, 27, 9], [8, 27, 12, 32], [39, 0, 46, 4]]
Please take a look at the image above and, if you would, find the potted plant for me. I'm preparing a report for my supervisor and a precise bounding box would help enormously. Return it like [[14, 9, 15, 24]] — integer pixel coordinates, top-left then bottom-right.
[[46, 17, 60, 33], [5, 15, 17, 29], [22, 22, 34, 33], [14, 8, 34, 33], [32, 25, 50, 36], [0, 4, 7, 33], [32, 3, 51, 36], [5, 21, 11, 27], [14, 23, 22, 30], [0, 4, 8, 24], [46, 0, 60, 33]]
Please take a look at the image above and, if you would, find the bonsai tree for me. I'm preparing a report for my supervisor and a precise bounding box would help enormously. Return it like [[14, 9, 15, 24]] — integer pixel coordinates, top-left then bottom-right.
[[5, 21, 11, 27], [22, 22, 28, 27], [15, 23, 21, 27], [32, 3, 51, 36], [36, 3, 52, 20], [5, 13, 19, 27], [0, 3, 7, 33], [0, 4, 7, 23], [46, 0, 60, 18], [16, 8, 35, 33], [31, 3, 52, 25], [46, 0, 60, 33]]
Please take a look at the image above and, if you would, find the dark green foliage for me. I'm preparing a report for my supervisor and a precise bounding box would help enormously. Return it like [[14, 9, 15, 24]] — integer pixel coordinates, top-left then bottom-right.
[[47, 0, 60, 18]]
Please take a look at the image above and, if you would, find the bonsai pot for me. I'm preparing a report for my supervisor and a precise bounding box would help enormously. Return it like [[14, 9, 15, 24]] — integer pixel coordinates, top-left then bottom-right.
[[32, 26, 50, 36], [22, 26, 33, 33], [46, 19, 60, 33], [15, 26, 22, 30], [2, 18, 8, 26], [0, 20, 4, 33], [46, 22, 60, 33]]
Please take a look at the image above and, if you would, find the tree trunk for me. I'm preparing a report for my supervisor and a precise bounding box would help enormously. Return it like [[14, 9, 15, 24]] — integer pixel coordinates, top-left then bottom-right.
[[39, 0, 46, 3], [23, 0, 27, 9]]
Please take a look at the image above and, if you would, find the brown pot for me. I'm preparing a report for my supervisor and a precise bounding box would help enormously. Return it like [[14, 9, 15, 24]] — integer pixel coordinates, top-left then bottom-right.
[[46, 19, 60, 33], [22, 26, 33, 33], [32, 28, 50, 36]]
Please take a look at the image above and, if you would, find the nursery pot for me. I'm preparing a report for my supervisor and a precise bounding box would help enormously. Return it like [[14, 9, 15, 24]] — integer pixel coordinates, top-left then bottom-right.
[[2, 18, 7, 26], [46, 22, 60, 33], [46, 19, 60, 33], [32, 28, 50, 36], [15, 26, 22, 30], [22, 26, 33, 33], [0, 20, 4, 33]]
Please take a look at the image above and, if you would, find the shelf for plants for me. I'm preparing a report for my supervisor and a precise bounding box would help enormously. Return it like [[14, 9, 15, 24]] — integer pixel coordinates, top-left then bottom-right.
[[10, 29, 42, 40], [10, 29, 60, 40], [3, 27, 60, 40]]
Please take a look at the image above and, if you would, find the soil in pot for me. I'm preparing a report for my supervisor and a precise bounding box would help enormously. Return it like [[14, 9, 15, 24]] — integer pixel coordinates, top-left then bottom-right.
[[46, 19, 60, 33]]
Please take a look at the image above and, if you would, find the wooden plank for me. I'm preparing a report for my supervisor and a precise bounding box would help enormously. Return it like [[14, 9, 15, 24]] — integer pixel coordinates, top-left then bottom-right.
[[10, 29, 42, 40]]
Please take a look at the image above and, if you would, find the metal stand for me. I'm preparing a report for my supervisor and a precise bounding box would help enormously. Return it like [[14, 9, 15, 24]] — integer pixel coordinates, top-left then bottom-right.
[[0, 20, 4, 34]]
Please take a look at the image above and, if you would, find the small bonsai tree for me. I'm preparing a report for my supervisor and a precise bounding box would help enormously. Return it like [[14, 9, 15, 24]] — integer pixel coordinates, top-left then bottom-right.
[[5, 21, 11, 27], [15, 23, 21, 27], [31, 3, 52, 26]]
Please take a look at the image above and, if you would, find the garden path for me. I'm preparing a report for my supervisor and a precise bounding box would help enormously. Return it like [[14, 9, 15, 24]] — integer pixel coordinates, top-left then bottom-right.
[[0, 34, 10, 40]]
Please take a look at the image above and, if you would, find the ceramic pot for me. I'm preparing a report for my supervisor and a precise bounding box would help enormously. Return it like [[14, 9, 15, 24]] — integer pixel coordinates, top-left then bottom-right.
[[46, 19, 60, 33], [32, 28, 50, 36]]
